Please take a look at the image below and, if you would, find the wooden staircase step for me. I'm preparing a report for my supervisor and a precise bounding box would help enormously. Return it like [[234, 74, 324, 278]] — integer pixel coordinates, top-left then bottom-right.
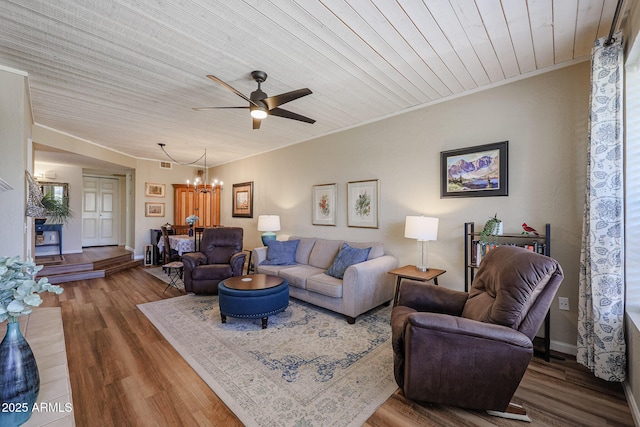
[[93, 253, 134, 270], [39, 262, 94, 276], [105, 259, 142, 275], [46, 270, 105, 284]]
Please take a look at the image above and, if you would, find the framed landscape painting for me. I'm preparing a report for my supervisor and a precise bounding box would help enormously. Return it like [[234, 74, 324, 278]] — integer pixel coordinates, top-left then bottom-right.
[[145, 202, 165, 217], [440, 141, 508, 198], [145, 182, 165, 198], [312, 183, 337, 226], [232, 181, 254, 218], [347, 179, 379, 228]]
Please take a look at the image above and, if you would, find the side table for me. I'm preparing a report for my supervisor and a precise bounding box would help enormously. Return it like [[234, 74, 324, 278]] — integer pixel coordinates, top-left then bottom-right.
[[388, 265, 446, 306]]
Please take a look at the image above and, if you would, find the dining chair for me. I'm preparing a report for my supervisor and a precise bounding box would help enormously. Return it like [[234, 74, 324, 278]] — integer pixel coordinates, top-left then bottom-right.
[[160, 226, 183, 293]]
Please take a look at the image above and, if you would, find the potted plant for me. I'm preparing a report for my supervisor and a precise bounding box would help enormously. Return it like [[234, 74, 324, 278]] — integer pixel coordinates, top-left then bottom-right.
[[0, 256, 64, 425], [39, 191, 73, 225], [479, 213, 503, 244]]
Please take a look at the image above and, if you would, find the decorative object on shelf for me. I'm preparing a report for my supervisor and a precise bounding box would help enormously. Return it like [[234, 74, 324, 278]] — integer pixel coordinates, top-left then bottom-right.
[[185, 214, 200, 236], [440, 141, 509, 198], [521, 222, 540, 236], [479, 213, 503, 244], [145, 202, 165, 217], [39, 191, 74, 225], [312, 183, 337, 226], [258, 215, 281, 246], [347, 179, 379, 228], [232, 181, 254, 218], [25, 172, 74, 225], [158, 143, 223, 194], [144, 182, 166, 198], [404, 216, 439, 272], [0, 256, 64, 426]]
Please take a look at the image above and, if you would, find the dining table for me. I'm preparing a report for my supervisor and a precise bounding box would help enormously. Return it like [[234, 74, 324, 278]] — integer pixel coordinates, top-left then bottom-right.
[[157, 234, 195, 256]]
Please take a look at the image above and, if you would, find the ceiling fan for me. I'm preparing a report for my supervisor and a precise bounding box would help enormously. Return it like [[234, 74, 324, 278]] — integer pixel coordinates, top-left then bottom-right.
[[193, 70, 315, 129]]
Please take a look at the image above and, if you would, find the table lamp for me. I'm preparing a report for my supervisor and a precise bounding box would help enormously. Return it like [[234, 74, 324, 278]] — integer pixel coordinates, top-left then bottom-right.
[[258, 215, 281, 246], [404, 216, 439, 272]]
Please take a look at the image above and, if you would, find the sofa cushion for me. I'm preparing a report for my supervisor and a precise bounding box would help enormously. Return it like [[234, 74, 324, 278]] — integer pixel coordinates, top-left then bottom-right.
[[326, 243, 371, 279], [289, 236, 317, 264], [308, 239, 342, 269], [261, 239, 300, 266], [345, 241, 384, 260], [279, 265, 327, 289], [257, 263, 298, 276], [307, 273, 343, 298]]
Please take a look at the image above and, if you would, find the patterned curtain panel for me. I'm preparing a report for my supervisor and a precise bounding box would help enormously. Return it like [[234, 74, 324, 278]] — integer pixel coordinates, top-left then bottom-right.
[[577, 33, 625, 381]]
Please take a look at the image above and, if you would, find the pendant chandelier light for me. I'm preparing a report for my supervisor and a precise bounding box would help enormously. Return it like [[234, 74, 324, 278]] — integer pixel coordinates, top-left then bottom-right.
[[158, 143, 223, 193]]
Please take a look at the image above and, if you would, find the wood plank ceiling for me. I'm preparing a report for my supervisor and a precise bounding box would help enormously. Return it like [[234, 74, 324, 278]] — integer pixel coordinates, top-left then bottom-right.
[[0, 0, 624, 166]]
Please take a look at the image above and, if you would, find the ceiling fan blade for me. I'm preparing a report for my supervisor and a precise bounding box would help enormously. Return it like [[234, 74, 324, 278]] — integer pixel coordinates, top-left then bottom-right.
[[206, 75, 259, 107], [269, 107, 315, 124], [263, 88, 312, 110], [253, 118, 262, 130], [192, 106, 249, 111]]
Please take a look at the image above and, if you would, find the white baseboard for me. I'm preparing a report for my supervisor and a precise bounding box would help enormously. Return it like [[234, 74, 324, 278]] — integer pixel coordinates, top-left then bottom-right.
[[550, 339, 577, 356], [623, 381, 640, 427]]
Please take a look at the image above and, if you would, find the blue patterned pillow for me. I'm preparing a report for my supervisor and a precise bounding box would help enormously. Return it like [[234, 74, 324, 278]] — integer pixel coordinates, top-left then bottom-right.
[[260, 239, 300, 266], [325, 243, 371, 279]]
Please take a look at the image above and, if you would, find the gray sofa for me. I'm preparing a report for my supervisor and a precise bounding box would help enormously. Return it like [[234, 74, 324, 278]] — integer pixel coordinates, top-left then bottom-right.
[[252, 236, 399, 323]]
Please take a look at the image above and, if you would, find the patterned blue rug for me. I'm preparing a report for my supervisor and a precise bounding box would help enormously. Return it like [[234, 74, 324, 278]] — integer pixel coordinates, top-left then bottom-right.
[[138, 294, 396, 427]]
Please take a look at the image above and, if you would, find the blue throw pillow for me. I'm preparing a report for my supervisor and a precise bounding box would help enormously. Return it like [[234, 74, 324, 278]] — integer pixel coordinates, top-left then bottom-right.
[[260, 239, 300, 266], [325, 243, 371, 279]]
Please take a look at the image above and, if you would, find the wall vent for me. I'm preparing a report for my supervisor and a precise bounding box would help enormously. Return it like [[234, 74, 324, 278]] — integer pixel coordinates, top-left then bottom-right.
[[160, 161, 172, 169]]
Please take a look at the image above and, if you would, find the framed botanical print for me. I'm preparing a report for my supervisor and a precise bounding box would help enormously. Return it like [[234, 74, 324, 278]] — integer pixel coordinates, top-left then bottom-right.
[[440, 141, 508, 198], [145, 182, 165, 198], [312, 183, 337, 226], [232, 181, 254, 218], [347, 179, 379, 228]]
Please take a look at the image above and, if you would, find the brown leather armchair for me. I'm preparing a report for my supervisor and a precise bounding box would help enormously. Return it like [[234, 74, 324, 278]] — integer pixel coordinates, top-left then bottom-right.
[[391, 246, 563, 413], [181, 227, 246, 294]]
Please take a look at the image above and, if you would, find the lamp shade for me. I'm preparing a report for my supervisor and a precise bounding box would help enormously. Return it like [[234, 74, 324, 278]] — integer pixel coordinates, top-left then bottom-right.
[[257, 215, 281, 232], [404, 216, 439, 241]]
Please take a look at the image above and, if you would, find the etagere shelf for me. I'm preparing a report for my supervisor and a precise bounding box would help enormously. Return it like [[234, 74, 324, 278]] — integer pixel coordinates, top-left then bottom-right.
[[464, 222, 554, 361]]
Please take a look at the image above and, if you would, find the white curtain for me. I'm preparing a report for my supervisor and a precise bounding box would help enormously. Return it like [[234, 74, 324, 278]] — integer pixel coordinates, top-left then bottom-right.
[[577, 33, 625, 381]]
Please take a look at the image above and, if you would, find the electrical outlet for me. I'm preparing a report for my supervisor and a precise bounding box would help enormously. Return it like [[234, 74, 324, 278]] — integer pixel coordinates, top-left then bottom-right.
[[558, 297, 570, 311]]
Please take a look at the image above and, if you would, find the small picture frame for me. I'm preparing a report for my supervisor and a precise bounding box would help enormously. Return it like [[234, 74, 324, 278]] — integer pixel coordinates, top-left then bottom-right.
[[312, 183, 337, 226], [232, 181, 254, 218], [347, 179, 379, 228], [145, 202, 165, 217], [440, 141, 508, 198], [145, 182, 166, 198]]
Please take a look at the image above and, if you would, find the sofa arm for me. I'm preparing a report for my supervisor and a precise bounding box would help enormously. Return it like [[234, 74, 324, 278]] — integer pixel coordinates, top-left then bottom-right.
[[252, 247, 267, 269], [341, 255, 399, 317]]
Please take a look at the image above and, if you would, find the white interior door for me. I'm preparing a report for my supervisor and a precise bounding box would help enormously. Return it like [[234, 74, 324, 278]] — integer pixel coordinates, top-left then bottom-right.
[[82, 176, 119, 247]]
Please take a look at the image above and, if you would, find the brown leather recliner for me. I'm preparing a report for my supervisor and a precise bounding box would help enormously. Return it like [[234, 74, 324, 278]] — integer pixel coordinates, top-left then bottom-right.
[[391, 245, 563, 412], [181, 227, 246, 294]]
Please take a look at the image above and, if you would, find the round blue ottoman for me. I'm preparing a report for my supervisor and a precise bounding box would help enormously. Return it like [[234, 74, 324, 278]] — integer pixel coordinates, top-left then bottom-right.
[[218, 274, 289, 329]]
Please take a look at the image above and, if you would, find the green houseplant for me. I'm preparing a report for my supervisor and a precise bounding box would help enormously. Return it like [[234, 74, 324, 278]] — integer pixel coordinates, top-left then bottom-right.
[[40, 192, 73, 225], [0, 256, 64, 425], [479, 213, 503, 244]]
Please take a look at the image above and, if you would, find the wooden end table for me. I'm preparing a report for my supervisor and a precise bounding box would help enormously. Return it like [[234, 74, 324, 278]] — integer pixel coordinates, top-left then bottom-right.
[[388, 265, 446, 306]]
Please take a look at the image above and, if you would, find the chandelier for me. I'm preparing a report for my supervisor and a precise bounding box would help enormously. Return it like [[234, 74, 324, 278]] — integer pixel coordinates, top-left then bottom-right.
[[158, 143, 223, 194]]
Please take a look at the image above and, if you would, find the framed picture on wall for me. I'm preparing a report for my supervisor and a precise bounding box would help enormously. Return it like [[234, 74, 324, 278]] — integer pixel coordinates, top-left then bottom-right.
[[312, 183, 337, 226], [145, 182, 165, 198], [145, 202, 165, 217], [347, 179, 379, 228], [440, 141, 509, 198], [232, 181, 254, 218]]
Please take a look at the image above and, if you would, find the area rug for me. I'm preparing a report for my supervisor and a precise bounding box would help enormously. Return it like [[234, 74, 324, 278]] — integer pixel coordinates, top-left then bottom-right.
[[142, 266, 184, 290], [137, 294, 397, 427]]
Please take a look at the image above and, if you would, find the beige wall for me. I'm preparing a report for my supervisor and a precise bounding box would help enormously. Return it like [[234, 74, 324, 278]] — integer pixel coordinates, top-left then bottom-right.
[[213, 62, 590, 352], [0, 66, 30, 258]]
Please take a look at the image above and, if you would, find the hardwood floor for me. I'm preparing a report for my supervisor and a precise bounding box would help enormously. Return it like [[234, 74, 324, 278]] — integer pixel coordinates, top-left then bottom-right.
[[37, 249, 634, 426]]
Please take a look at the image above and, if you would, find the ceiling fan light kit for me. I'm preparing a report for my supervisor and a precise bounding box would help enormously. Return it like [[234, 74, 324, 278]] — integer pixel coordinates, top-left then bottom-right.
[[194, 70, 315, 129]]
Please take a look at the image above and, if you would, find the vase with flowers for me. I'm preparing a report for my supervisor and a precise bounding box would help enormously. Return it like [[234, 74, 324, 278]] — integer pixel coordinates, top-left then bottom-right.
[[185, 214, 200, 237], [0, 256, 64, 426]]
